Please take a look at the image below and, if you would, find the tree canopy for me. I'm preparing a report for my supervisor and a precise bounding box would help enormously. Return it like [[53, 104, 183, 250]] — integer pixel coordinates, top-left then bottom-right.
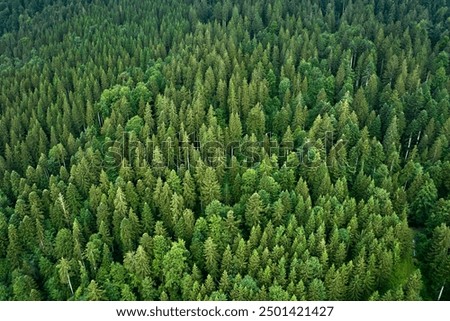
[[0, 0, 449, 301]]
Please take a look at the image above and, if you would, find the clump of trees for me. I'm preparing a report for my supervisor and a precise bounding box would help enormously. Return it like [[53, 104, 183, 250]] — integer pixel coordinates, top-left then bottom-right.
[[0, 0, 449, 300]]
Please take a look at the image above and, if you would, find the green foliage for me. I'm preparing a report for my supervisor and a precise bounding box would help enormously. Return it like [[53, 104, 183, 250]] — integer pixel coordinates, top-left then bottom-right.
[[0, 0, 448, 302]]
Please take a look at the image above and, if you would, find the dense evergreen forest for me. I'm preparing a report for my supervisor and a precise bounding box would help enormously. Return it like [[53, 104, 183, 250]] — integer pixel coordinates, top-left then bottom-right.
[[0, 0, 449, 301]]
